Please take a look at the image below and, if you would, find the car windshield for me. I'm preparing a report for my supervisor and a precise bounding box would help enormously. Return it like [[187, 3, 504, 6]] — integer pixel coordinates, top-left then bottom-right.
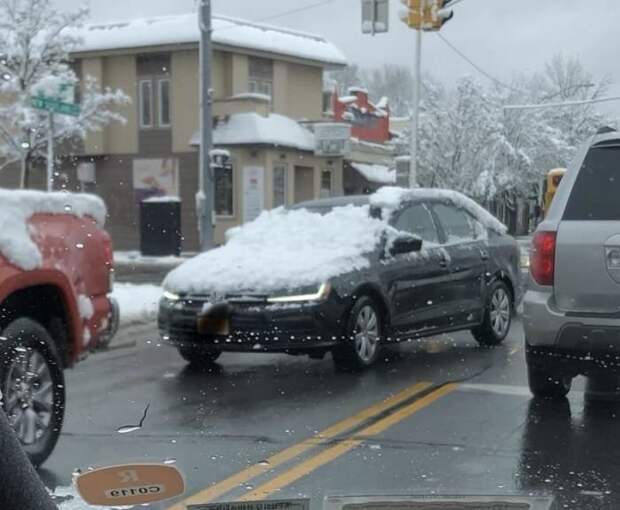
[[1, 2, 619, 510]]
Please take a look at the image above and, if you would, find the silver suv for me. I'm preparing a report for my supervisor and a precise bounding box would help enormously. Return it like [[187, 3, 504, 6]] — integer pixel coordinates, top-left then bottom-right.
[[524, 128, 620, 398]]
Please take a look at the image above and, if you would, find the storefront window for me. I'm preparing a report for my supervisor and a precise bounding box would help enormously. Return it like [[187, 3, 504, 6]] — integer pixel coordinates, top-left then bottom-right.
[[215, 165, 233, 216], [273, 165, 288, 207], [321, 169, 332, 198]]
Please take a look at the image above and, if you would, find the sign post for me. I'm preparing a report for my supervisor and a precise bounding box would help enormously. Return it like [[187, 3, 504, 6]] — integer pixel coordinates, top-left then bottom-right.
[[30, 83, 80, 191]]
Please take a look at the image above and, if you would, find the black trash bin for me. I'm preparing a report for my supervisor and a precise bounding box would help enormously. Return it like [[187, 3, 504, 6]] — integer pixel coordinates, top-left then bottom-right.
[[140, 197, 182, 256]]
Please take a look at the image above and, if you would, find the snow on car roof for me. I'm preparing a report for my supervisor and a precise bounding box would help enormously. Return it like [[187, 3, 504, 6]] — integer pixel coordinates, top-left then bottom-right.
[[0, 189, 107, 270], [71, 13, 348, 67], [370, 187, 508, 234], [164, 205, 386, 296]]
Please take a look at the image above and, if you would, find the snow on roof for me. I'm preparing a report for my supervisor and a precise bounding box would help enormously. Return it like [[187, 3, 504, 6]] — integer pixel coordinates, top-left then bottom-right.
[[350, 162, 396, 185], [370, 187, 507, 234], [72, 13, 347, 66], [191, 113, 315, 151], [164, 205, 387, 295], [229, 92, 272, 102], [338, 95, 358, 104], [0, 189, 107, 270], [348, 86, 369, 95]]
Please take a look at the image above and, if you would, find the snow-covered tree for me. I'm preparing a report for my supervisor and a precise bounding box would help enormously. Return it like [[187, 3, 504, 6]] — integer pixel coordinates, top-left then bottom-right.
[[0, 0, 129, 187], [364, 64, 413, 116]]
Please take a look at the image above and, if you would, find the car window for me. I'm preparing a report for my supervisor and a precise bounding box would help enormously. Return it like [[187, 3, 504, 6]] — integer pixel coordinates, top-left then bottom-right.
[[433, 203, 475, 243], [563, 146, 620, 220], [393, 203, 439, 244]]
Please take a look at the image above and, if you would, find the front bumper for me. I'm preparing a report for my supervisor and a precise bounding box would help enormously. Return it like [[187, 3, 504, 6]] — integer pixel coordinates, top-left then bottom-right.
[[158, 295, 346, 353]]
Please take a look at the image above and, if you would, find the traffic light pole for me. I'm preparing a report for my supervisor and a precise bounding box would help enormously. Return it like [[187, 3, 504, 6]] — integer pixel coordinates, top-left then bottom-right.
[[199, 0, 215, 251], [410, 27, 422, 188]]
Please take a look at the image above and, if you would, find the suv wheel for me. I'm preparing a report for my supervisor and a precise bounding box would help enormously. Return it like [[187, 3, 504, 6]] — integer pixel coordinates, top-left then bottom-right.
[[333, 296, 382, 371], [527, 362, 572, 399], [178, 346, 221, 367], [472, 281, 512, 346], [0, 318, 65, 467]]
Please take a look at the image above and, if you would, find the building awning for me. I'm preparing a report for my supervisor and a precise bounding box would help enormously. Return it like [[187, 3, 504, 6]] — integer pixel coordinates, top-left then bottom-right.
[[350, 162, 396, 185], [190, 112, 315, 152]]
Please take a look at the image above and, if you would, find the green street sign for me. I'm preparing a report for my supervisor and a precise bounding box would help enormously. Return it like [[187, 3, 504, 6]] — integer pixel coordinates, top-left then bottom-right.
[[30, 95, 80, 117]]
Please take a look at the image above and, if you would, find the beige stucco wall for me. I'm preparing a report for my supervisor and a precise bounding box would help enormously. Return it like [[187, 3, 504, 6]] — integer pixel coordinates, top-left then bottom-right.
[[272, 61, 288, 115], [284, 63, 323, 121], [103, 55, 138, 155], [231, 54, 249, 96], [171, 51, 199, 154], [81, 58, 105, 155]]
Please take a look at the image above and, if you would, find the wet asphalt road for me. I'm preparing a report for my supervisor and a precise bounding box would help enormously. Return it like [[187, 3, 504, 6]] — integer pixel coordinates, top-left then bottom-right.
[[40, 318, 620, 510]]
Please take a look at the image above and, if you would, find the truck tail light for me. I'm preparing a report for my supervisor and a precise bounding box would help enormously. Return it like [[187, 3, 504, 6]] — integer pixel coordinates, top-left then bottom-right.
[[530, 231, 556, 286]]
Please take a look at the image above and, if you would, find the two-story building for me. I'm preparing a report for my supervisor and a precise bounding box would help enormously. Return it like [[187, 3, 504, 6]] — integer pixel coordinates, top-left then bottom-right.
[[40, 13, 347, 249]]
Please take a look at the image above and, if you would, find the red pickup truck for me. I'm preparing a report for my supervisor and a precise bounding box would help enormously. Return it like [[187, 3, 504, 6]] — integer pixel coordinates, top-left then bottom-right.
[[0, 190, 118, 466]]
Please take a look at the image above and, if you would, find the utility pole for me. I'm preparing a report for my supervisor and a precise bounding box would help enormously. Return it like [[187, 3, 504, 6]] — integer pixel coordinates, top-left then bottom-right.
[[47, 112, 54, 191], [198, 0, 215, 251], [410, 20, 422, 188]]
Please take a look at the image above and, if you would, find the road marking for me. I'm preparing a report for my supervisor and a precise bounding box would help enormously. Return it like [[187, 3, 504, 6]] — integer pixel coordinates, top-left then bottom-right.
[[459, 383, 532, 397], [167, 381, 431, 510], [239, 383, 458, 501]]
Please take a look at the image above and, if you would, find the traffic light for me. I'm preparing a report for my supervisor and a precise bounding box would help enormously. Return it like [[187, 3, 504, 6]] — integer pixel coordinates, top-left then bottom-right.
[[399, 0, 453, 31]]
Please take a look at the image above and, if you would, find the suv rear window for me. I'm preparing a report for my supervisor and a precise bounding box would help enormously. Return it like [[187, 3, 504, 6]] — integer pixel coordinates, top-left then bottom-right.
[[563, 146, 620, 220]]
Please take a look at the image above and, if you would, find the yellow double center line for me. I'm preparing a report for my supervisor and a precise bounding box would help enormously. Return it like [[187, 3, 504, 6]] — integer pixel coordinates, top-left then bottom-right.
[[169, 381, 457, 509]]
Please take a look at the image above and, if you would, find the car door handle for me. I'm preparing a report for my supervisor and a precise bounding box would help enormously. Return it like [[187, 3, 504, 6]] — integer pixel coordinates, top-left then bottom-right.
[[480, 250, 489, 261]]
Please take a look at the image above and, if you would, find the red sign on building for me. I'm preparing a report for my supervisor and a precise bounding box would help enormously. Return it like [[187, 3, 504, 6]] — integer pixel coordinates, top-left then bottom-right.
[[332, 87, 391, 144]]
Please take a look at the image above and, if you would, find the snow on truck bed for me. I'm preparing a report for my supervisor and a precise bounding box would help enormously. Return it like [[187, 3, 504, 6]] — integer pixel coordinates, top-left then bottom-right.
[[0, 189, 106, 270], [164, 187, 507, 296], [164, 205, 386, 296]]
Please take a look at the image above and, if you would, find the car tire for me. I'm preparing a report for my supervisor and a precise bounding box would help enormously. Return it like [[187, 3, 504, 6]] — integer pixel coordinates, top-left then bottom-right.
[[527, 362, 572, 399], [472, 281, 512, 346], [333, 296, 382, 371], [178, 346, 221, 366], [0, 318, 65, 467]]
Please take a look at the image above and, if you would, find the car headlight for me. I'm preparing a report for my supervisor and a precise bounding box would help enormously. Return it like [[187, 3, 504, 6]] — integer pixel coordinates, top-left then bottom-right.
[[267, 282, 332, 303], [163, 290, 181, 301]]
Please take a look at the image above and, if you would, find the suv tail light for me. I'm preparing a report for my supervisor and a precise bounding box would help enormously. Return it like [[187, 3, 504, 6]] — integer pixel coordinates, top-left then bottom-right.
[[530, 231, 556, 286]]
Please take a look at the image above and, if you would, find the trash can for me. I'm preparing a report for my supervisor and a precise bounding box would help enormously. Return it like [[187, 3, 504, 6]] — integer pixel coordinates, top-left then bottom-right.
[[139, 196, 182, 256]]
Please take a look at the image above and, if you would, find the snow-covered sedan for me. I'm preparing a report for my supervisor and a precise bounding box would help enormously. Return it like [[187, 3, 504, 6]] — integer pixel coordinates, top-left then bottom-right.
[[158, 187, 522, 370]]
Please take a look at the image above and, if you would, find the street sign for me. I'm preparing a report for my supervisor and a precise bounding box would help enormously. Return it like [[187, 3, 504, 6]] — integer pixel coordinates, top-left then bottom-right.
[[361, 0, 389, 34], [314, 123, 351, 157], [31, 95, 80, 116]]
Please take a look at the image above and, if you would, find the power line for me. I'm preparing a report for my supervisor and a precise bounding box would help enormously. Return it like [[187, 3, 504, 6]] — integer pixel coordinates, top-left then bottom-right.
[[212, 0, 335, 33], [504, 95, 620, 111], [436, 32, 524, 94]]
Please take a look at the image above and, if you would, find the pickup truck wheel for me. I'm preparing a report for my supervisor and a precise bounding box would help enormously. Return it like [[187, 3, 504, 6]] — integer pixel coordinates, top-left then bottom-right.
[[527, 362, 572, 399], [0, 318, 65, 467], [333, 296, 382, 372], [178, 346, 221, 366], [472, 281, 512, 346]]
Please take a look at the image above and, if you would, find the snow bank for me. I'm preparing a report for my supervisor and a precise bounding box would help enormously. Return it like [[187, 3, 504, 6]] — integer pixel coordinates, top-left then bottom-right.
[[0, 189, 106, 270], [111, 283, 162, 326], [191, 113, 315, 151], [164, 206, 386, 295], [72, 13, 347, 66], [351, 162, 396, 185], [370, 187, 507, 234]]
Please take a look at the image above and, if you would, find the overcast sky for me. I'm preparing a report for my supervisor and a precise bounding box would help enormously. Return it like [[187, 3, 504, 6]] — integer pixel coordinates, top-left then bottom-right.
[[55, 0, 620, 117]]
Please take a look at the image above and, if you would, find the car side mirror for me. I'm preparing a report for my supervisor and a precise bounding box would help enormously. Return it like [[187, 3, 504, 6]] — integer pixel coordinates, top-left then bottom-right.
[[390, 235, 423, 256]]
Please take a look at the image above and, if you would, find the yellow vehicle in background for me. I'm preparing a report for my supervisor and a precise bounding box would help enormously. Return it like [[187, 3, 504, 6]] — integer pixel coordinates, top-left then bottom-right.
[[542, 167, 566, 218]]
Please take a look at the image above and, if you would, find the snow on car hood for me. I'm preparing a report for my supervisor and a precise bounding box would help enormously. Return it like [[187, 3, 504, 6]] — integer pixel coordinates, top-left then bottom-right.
[[164, 205, 386, 296], [0, 189, 107, 270]]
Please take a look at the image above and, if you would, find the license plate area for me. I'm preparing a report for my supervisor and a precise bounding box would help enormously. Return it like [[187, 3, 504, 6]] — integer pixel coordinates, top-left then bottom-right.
[[197, 315, 230, 336]]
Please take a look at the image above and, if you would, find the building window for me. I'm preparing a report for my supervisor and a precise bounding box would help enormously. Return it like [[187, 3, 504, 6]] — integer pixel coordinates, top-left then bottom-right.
[[273, 165, 288, 207], [248, 57, 273, 98], [158, 79, 170, 127], [321, 169, 332, 198], [139, 80, 153, 128], [215, 165, 234, 216]]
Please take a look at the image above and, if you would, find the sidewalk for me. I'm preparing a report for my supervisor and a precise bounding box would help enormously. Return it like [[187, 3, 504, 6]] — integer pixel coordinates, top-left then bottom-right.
[[113, 251, 194, 285]]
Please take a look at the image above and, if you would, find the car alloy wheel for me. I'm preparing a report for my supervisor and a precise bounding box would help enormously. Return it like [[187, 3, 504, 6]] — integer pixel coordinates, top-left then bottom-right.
[[489, 287, 511, 338], [3, 348, 54, 446], [354, 305, 380, 363]]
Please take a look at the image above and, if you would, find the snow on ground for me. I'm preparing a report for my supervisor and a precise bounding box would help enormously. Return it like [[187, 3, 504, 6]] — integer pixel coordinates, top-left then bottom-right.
[[114, 251, 187, 268], [111, 283, 162, 327], [164, 205, 387, 296], [0, 189, 106, 270]]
